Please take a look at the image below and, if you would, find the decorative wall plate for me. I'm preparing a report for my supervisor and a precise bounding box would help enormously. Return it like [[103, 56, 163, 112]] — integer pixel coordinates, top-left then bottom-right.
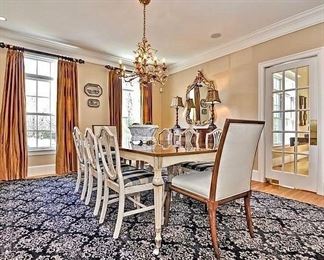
[[84, 83, 103, 97], [87, 99, 100, 108], [200, 98, 207, 108]]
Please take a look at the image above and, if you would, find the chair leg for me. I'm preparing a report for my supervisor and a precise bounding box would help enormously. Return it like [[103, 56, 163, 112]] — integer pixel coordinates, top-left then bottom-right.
[[85, 171, 93, 205], [113, 193, 125, 239], [244, 191, 254, 238], [207, 201, 221, 259], [93, 174, 103, 216], [81, 165, 88, 201], [99, 181, 109, 224], [164, 182, 172, 226], [74, 166, 81, 193]]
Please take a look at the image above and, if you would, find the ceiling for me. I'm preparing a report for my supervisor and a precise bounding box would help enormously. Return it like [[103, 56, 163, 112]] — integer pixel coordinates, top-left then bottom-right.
[[0, 0, 323, 69]]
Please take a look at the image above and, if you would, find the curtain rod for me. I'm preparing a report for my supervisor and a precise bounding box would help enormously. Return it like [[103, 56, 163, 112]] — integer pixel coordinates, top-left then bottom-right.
[[105, 64, 133, 73], [0, 42, 85, 64]]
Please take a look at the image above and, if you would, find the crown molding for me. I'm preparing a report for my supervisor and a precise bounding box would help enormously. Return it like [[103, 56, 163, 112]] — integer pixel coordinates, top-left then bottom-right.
[[0, 28, 134, 69], [168, 5, 324, 75]]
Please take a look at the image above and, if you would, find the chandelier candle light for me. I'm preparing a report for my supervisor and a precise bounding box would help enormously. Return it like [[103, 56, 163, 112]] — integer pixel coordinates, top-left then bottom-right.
[[118, 0, 167, 87]]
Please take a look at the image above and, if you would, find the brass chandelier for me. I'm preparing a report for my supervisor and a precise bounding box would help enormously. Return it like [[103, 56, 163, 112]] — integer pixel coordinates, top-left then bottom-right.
[[118, 0, 167, 86]]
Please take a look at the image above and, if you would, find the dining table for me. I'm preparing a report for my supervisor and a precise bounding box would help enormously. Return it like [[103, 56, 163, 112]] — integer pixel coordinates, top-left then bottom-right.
[[119, 141, 217, 255]]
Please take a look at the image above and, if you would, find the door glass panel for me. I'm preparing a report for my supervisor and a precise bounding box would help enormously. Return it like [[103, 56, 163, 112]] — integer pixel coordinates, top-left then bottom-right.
[[283, 153, 295, 173], [284, 69, 296, 90], [284, 132, 295, 153], [298, 111, 309, 132], [297, 89, 309, 110], [297, 66, 309, 88], [296, 155, 309, 176], [273, 113, 283, 131], [297, 132, 309, 154], [284, 90, 296, 110], [284, 112, 295, 131], [273, 133, 283, 149], [273, 92, 283, 111], [273, 72, 283, 91], [272, 151, 282, 171]]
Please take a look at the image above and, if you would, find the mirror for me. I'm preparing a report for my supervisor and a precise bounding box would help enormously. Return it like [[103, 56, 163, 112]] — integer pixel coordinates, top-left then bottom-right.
[[185, 71, 216, 126]]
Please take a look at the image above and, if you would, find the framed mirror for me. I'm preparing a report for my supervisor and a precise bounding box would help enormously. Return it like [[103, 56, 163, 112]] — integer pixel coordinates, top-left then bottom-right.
[[185, 71, 217, 126]]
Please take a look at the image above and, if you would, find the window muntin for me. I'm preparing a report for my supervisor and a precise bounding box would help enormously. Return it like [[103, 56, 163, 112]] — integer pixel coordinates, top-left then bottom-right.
[[25, 55, 57, 151]]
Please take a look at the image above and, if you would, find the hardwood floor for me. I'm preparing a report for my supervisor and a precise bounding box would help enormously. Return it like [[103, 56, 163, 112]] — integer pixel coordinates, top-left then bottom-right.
[[252, 181, 324, 207]]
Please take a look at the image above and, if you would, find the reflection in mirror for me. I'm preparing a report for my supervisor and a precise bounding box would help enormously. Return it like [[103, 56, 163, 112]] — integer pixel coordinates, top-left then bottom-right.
[[185, 71, 220, 126]]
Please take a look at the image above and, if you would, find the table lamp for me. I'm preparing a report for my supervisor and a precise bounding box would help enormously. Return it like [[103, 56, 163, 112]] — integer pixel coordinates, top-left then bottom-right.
[[206, 89, 221, 129], [170, 96, 184, 129]]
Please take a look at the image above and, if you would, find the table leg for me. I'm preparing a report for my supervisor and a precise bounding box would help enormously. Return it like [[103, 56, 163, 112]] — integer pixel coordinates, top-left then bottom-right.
[[153, 167, 164, 256]]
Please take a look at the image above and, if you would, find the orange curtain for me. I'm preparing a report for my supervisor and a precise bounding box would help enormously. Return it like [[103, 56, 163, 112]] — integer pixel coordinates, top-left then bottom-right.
[[56, 60, 79, 175], [142, 83, 153, 124], [108, 70, 122, 144], [0, 49, 28, 180]]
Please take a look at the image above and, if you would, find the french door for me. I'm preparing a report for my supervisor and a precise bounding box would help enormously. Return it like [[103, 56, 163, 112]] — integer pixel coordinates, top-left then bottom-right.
[[265, 57, 318, 192]]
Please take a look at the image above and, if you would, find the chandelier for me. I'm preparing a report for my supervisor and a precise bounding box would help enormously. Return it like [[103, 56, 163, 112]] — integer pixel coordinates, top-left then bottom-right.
[[118, 0, 167, 87]]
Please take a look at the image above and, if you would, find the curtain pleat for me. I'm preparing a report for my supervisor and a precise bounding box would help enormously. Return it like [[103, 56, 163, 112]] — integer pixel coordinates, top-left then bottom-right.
[[142, 83, 153, 124], [108, 70, 122, 144], [56, 60, 79, 175], [0, 50, 28, 180]]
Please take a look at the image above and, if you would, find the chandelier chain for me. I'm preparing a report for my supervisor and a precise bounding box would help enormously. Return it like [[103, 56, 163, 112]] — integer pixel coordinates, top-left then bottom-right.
[[143, 4, 146, 39]]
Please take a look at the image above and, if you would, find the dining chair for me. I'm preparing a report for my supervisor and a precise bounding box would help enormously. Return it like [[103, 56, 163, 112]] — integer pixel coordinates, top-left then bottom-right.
[[181, 126, 200, 147], [97, 127, 155, 238], [181, 128, 223, 172], [157, 128, 173, 144], [164, 119, 265, 259], [72, 126, 88, 200]]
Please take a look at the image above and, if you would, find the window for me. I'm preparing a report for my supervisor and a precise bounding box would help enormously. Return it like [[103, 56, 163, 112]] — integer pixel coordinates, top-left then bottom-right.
[[121, 78, 141, 146], [25, 55, 57, 151]]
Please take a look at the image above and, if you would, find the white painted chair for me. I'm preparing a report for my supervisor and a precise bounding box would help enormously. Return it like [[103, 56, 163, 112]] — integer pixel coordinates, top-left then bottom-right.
[[157, 128, 173, 145], [181, 128, 223, 172], [164, 119, 265, 259], [72, 127, 88, 200], [97, 127, 155, 238], [83, 128, 103, 216], [181, 126, 200, 147]]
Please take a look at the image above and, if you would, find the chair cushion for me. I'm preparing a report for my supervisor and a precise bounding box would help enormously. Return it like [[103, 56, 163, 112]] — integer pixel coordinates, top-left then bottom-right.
[[121, 169, 154, 187], [172, 171, 212, 199], [181, 161, 214, 171]]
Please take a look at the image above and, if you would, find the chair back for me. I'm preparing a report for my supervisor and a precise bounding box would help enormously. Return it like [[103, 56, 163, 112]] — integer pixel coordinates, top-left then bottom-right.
[[97, 127, 123, 183], [181, 126, 200, 147], [205, 128, 222, 149], [72, 127, 85, 164], [157, 128, 173, 144], [84, 128, 100, 171], [210, 119, 264, 201], [92, 125, 117, 137]]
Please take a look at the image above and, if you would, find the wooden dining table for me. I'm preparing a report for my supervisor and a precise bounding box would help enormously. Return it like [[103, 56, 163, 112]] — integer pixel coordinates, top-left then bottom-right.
[[119, 142, 217, 255]]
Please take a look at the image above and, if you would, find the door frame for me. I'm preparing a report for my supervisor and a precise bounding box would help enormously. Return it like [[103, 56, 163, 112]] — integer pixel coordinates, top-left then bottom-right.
[[257, 47, 324, 195]]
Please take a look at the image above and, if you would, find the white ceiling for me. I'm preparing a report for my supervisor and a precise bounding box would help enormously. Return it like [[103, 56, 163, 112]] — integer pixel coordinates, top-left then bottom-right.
[[0, 0, 323, 69]]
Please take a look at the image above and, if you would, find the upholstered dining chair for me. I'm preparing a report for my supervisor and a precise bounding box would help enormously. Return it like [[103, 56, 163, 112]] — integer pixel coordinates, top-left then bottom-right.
[[97, 127, 155, 238], [164, 119, 265, 259], [181, 128, 223, 172], [72, 127, 88, 200]]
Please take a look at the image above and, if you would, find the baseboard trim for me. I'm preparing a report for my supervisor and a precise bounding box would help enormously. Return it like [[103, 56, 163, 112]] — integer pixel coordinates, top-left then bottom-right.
[[28, 164, 56, 177]]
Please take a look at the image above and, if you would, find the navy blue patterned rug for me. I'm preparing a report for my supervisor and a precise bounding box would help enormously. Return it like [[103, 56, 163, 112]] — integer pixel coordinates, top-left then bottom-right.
[[0, 175, 323, 260]]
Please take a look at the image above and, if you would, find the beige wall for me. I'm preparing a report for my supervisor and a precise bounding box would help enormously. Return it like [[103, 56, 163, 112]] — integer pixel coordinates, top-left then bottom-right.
[[161, 23, 324, 129], [0, 47, 162, 168]]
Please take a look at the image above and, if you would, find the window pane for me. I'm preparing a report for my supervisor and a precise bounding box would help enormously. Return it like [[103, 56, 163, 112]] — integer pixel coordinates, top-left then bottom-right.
[[297, 132, 309, 154], [272, 92, 283, 111], [297, 89, 309, 110], [38, 115, 51, 131], [38, 131, 51, 148], [51, 115, 56, 132], [283, 153, 295, 174], [296, 154, 308, 176], [26, 96, 36, 113], [51, 132, 56, 148], [27, 131, 37, 148], [26, 79, 36, 96], [284, 90, 296, 110], [38, 81, 50, 97], [284, 69, 296, 90], [38, 97, 50, 113], [25, 58, 37, 74], [272, 151, 282, 171], [37, 60, 51, 77], [273, 112, 283, 131], [26, 115, 37, 131], [273, 133, 283, 148], [272, 72, 283, 91], [297, 66, 309, 89], [298, 111, 309, 132], [284, 132, 296, 152], [284, 112, 296, 131]]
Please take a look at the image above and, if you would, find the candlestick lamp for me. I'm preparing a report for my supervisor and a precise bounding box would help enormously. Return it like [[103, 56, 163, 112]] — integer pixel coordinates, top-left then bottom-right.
[[170, 96, 184, 129]]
